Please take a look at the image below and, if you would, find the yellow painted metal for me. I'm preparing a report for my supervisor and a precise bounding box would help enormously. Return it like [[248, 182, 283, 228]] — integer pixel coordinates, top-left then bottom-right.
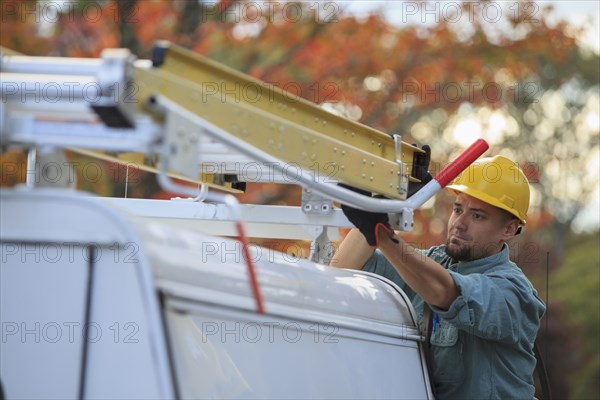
[[136, 42, 421, 199], [0, 47, 24, 56], [69, 148, 242, 193]]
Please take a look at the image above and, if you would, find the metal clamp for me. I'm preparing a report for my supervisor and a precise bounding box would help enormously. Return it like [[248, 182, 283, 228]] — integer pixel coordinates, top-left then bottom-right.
[[301, 188, 333, 215], [393, 134, 409, 198], [389, 208, 414, 232], [308, 226, 336, 265]]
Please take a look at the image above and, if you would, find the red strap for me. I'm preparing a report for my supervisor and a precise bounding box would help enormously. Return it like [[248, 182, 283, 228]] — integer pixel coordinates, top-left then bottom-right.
[[236, 221, 265, 314]]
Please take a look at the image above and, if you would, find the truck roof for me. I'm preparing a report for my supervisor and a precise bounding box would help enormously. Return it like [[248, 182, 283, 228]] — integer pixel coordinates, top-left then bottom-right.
[[1, 187, 420, 340], [137, 217, 419, 339]]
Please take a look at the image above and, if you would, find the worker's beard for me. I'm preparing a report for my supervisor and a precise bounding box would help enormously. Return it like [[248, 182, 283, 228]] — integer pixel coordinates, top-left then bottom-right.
[[444, 237, 473, 262]]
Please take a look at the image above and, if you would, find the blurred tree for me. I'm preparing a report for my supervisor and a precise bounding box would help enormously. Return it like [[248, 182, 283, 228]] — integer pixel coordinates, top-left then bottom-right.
[[0, 0, 51, 54], [117, 0, 141, 55], [550, 232, 600, 399]]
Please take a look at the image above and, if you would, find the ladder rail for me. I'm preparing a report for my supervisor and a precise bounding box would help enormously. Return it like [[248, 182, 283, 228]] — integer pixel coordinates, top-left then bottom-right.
[[151, 95, 489, 215]]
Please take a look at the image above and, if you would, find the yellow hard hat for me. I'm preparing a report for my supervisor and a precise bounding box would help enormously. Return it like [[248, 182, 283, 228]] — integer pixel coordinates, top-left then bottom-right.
[[446, 155, 530, 224]]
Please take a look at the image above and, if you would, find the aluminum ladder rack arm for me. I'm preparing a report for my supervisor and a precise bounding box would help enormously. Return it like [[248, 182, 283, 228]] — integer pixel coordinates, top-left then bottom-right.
[[149, 94, 489, 217]]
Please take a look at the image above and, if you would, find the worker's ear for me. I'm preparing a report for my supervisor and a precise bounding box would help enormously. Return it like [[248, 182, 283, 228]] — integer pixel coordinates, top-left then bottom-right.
[[501, 218, 521, 240]]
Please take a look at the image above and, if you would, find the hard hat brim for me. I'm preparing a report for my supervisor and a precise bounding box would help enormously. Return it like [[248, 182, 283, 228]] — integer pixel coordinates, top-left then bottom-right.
[[446, 184, 527, 225]]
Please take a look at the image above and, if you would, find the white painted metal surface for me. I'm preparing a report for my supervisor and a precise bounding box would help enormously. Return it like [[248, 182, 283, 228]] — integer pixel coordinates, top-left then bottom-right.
[[1, 188, 175, 399], [164, 303, 427, 399], [99, 197, 351, 240], [0, 187, 432, 399], [137, 216, 419, 336]]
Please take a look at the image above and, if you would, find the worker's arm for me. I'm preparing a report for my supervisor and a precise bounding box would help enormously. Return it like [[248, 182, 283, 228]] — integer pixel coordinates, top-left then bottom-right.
[[376, 225, 458, 310], [335, 195, 458, 309], [329, 228, 375, 269]]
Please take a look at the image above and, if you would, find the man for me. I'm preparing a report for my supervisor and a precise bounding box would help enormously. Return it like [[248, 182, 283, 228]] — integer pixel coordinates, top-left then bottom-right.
[[330, 155, 546, 399]]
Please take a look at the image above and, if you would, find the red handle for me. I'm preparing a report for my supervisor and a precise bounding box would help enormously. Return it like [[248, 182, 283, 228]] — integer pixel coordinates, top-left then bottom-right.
[[434, 139, 489, 187]]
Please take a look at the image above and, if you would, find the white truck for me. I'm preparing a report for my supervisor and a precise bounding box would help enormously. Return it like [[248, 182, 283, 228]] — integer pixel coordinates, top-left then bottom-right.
[[0, 43, 487, 399]]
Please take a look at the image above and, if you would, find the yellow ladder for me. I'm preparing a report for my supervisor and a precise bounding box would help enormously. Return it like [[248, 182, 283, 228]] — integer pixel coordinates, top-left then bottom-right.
[[134, 42, 423, 199]]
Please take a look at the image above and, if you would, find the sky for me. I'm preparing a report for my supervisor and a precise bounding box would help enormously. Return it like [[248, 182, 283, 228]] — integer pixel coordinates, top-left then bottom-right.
[[344, 0, 600, 53]]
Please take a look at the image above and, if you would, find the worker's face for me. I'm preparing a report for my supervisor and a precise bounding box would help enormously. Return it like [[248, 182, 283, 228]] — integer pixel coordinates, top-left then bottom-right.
[[445, 193, 519, 262]]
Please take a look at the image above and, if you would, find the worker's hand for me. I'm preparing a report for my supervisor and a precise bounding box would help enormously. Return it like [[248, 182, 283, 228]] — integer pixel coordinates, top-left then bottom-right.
[[408, 145, 432, 197], [339, 184, 395, 247]]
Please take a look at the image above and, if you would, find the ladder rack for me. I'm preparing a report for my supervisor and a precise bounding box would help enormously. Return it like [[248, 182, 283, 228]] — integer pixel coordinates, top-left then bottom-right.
[[0, 42, 489, 238], [1, 42, 425, 198]]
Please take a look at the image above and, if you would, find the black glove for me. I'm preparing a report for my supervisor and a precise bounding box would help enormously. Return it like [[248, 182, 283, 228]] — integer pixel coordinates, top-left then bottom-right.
[[408, 144, 433, 197], [339, 184, 395, 247]]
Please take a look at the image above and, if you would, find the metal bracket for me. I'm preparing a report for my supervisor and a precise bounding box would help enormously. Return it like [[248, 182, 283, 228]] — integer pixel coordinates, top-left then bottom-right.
[[162, 106, 200, 180], [394, 134, 409, 198], [306, 226, 336, 265], [301, 187, 333, 215], [389, 207, 414, 232], [90, 48, 137, 128], [301, 187, 335, 264]]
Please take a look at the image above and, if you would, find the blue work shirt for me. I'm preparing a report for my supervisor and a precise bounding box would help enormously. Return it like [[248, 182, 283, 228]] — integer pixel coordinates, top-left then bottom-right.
[[363, 244, 546, 399]]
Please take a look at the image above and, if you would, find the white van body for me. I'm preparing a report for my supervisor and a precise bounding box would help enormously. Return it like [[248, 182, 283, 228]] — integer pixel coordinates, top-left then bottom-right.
[[0, 187, 433, 399]]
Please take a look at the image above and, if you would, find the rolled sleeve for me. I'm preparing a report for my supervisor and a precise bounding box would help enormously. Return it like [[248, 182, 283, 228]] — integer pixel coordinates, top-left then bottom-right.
[[432, 271, 524, 344], [432, 272, 474, 325]]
